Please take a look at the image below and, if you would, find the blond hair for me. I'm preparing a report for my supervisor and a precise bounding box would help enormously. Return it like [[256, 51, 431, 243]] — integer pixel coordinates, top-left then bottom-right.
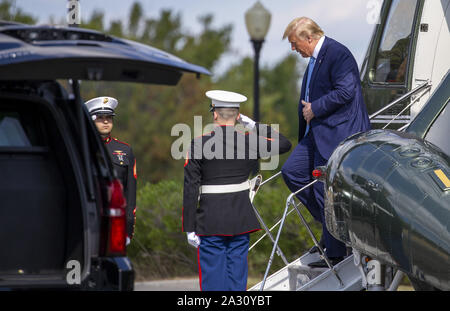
[[283, 17, 324, 40]]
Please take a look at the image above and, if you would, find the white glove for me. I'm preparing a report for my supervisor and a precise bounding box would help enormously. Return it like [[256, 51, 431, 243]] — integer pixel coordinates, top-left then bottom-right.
[[126, 236, 131, 246], [238, 113, 256, 130], [187, 232, 201, 248]]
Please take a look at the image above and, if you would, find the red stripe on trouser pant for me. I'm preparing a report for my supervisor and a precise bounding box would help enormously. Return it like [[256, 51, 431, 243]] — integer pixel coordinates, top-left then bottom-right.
[[197, 247, 202, 291]]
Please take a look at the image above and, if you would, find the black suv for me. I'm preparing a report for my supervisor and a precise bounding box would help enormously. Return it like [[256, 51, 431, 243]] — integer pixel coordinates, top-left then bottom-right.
[[0, 22, 209, 290]]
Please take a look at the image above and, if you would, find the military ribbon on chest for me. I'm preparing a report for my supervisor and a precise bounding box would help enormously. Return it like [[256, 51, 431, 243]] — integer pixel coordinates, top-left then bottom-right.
[[113, 150, 127, 164]]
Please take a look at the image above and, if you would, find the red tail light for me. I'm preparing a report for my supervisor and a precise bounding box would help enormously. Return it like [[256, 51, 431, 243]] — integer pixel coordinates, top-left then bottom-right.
[[108, 214, 126, 254], [312, 166, 327, 182], [101, 179, 127, 256], [312, 169, 322, 178]]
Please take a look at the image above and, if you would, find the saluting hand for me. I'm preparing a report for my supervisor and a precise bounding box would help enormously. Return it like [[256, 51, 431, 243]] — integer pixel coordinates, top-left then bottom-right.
[[237, 113, 256, 130], [301, 100, 315, 123]]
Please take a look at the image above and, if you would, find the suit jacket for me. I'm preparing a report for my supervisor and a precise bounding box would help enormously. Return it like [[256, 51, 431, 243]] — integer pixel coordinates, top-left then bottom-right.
[[299, 36, 371, 159]]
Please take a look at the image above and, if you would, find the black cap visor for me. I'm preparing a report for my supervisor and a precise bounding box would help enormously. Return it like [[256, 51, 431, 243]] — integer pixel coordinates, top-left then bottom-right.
[[90, 108, 116, 116]]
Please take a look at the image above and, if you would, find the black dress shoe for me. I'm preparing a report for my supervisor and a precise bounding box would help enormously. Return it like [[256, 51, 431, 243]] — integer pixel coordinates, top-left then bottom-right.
[[308, 256, 344, 268]]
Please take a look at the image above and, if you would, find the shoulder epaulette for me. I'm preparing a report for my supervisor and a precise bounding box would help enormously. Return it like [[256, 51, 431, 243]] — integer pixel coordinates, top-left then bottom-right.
[[112, 137, 130, 147]]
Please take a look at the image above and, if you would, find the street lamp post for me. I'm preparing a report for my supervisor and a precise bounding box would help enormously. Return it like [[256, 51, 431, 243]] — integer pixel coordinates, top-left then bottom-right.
[[245, 1, 271, 122]]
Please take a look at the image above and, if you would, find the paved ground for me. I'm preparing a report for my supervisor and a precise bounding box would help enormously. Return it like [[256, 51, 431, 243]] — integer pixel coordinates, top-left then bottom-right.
[[135, 278, 200, 291], [134, 278, 413, 291]]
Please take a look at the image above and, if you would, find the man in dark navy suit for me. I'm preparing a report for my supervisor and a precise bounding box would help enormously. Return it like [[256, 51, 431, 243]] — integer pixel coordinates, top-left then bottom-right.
[[281, 17, 370, 267]]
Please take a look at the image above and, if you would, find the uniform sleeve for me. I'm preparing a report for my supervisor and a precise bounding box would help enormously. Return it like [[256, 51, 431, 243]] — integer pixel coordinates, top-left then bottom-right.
[[255, 123, 292, 158], [182, 140, 202, 233], [126, 147, 137, 238]]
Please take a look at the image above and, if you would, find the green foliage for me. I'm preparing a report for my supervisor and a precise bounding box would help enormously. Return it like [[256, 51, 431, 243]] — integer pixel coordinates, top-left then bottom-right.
[[128, 2, 143, 38], [129, 178, 321, 280], [141, 10, 184, 54], [80, 10, 104, 31], [127, 180, 198, 279], [0, 0, 37, 24], [180, 14, 233, 70]]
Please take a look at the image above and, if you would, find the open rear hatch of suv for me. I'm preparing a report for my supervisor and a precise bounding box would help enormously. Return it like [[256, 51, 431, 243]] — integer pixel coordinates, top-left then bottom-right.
[[0, 89, 85, 287], [0, 24, 210, 83]]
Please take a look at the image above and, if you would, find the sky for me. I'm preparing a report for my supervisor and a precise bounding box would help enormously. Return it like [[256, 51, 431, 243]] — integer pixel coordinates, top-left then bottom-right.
[[13, 0, 380, 76]]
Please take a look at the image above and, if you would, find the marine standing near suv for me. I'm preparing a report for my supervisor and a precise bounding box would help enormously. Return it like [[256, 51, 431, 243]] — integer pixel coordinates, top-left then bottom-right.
[[85, 97, 137, 244]]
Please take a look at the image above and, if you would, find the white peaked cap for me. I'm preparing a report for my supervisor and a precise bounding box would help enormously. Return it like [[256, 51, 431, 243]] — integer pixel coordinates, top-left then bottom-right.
[[205, 90, 247, 110], [84, 96, 118, 116]]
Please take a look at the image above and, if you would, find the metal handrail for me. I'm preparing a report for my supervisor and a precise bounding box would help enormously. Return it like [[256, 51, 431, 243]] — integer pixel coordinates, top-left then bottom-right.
[[259, 181, 315, 291], [259, 171, 282, 187], [249, 206, 295, 251], [369, 80, 431, 122], [397, 123, 409, 132], [249, 171, 284, 252], [382, 83, 430, 130], [259, 179, 344, 291], [249, 171, 289, 265], [288, 194, 344, 288], [251, 201, 289, 266]]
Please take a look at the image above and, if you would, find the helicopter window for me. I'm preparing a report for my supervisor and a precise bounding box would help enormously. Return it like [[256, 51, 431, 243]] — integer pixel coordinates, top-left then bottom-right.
[[372, 0, 418, 84], [424, 100, 449, 156]]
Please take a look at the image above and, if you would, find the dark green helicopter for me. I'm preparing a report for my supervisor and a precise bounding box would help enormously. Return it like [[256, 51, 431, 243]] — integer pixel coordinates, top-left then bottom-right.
[[322, 70, 449, 291]]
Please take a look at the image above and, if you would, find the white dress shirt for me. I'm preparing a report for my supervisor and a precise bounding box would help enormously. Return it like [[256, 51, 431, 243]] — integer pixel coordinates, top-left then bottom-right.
[[312, 35, 325, 59]]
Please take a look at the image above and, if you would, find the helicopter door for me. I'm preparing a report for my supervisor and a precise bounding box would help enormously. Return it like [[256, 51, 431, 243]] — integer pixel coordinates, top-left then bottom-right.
[[361, 0, 423, 129]]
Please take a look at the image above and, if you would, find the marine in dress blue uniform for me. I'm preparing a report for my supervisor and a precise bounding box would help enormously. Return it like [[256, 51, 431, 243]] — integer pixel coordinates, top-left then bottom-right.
[[182, 90, 292, 291], [85, 97, 137, 244], [281, 17, 371, 267]]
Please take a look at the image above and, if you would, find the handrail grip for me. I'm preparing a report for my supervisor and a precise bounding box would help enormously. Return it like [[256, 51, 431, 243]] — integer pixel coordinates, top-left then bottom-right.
[[259, 171, 282, 187]]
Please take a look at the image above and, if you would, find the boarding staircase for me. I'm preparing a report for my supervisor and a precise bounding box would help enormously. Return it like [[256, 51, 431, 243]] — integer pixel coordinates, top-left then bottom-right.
[[248, 80, 432, 291], [247, 173, 363, 291], [249, 252, 362, 291]]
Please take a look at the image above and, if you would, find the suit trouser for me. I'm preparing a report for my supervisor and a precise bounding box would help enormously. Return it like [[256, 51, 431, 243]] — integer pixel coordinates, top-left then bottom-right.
[[281, 132, 346, 258], [197, 233, 249, 291]]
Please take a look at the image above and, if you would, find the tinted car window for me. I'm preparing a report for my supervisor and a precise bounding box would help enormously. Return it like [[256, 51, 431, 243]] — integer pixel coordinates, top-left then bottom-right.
[[0, 111, 43, 146], [424, 100, 449, 156], [373, 0, 418, 84]]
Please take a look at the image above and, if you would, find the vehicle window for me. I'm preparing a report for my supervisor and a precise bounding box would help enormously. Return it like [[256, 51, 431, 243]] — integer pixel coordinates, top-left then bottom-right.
[[59, 99, 114, 178], [424, 100, 449, 156], [373, 0, 418, 84], [0, 112, 35, 147]]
